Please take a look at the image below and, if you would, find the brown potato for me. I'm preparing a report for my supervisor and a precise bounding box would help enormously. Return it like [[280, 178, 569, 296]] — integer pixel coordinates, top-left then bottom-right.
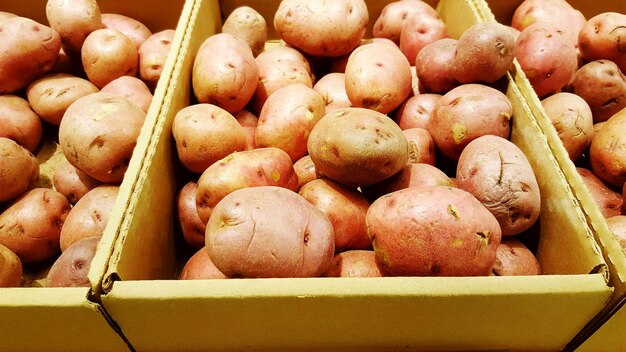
[[234, 110, 258, 150], [373, 0, 439, 44], [46, 236, 100, 287], [101, 13, 152, 50], [490, 238, 541, 276], [81, 28, 138, 88], [177, 182, 206, 249], [322, 250, 388, 277], [399, 13, 449, 64], [415, 38, 459, 93], [404, 128, 436, 165], [590, 108, 626, 188], [577, 167, 623, 218], [139, 29, 175, 90], [394, 93, 441, 130], [0, 243, 22, 287], [178, 247, 228, 280], [363, 163, 454, 201], [0, 95, 43, 152], [0, 188, 71, 263], [0, 138, 39, 203], [293, 155, 319, 189], [101, 76, 153, 113], [313, 73, 351, 115], [222, 6, 267, 57], [46, 0, 103, 52]]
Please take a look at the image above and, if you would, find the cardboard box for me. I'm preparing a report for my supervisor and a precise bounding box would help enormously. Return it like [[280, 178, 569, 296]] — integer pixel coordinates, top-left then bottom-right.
[[0, 1, 188, 351], [482, 1, 626, 350], [96, 0, 615, 351]]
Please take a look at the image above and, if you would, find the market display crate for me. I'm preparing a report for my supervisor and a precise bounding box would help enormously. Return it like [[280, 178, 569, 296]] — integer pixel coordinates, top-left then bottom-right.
[[0, 1, 189, 351]]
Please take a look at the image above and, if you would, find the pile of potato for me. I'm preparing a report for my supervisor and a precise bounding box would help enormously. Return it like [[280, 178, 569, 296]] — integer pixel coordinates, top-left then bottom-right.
[[0, 0, 174, 287], [174, 0, 545, 280]]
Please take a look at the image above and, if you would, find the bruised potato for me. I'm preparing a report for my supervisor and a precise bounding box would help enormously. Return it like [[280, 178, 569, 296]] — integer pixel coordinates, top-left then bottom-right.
[[0, 95, 43, 152], [53, 159, 103, 204], [322, 250, 388, 277], [222, 6, 267, 57], [46, 236, 100, 287], [178, 247, 228, 280], [46, 0, 103, 52], [0, 138, 39, 203], [82, 28, 138, 88], [0, 244, 22, 287]]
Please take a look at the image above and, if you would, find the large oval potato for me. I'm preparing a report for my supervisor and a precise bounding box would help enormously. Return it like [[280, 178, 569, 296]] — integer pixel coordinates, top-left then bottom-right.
[[101, 13, 152, 50], [206, 186, 335, 278], [139, 29, 175, 90], [0, 95, 43, 152], [322, 250, 388, 277], [100, 76, 153, 113], [81, 28, 139, 88], [373, 0, 439, 44], [52, 159, 103, 204], [222, 6, 267, 57], [0, 243, 22, 287], [177, 182, 206, 249], [0, 138, 39, 203], [178, 247, 228, 280], [46, 236, 100, 287], [590, 108, 626, 188], [46, 0, 103, 52]]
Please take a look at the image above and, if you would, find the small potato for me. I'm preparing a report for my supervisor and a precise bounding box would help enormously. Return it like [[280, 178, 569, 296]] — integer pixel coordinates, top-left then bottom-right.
[[313, 73, 351, 115], [206, 186, 335, 278], [46, 0, 103, 52], [363, 163, 454, 201], [366, 185, 502, 276], [196, 148, 299, 224], [26, 73, 99, 126], [101, 76, 153, 113], [274, 0, 368, 57], [0, 244, 22, 287], [0, 138, 39, 204], [46, 236, 100, 287], [541, 92, 593, 161], [373, 0, 439, 44], [0, 188, 71, 263], [53, 159, 103, 204], [404, 128, 436, 165], [234, 110, 258, 150], [139, 29, 175, 90], [452, 23, 515, 84], [222, 6, 267, 57], [178, 247, 228, 280], [322, 250, 388, 277], [293, 155, 319, 189], [172, 104, 247, 174], [256, 83, 325, 161], [307, 108, 409, 187], [0, 95, 43, 152], [590, 107, 626, 188], [0, 17, 62, 94], [399, 14, 449, 64], [429, 84, 512, 160], [415, 38, 459, 93], [456, 135, 541, 236], [81, 28, 138, 88], [577, 167, 623, 219], [578, 13, 626, 67], [101, 13, 152, 50], [177, 182, 206, 249], [394, 93, 441, 130], [605, 216, 626, 252], [490, 238, 541, 276], [345, 42, 412, 113], [299, 179, 371, 252], [566, 60, 626, 124], [59, 185, 118, 251]]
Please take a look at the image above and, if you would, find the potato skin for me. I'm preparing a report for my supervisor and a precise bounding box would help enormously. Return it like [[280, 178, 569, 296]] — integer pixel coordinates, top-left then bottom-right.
[[0, 95, 43, 152], [415, 38, 459, 93], [177, 182, 206, 249], [577, 167, 623, 218], [139, 29, 175, 90], [399, 14, 449, 64], [0, 188, 71, 263], [373, 0, 438, 44], [0, 243, 22, 287], [52, 159, 103, 204], [322, 250, 388, 277], [590, 108, 626, 188], [366, 185, 501, 276], [46, 0, 102, 52], [206, 186, 335, 278], [0, 138, 39, 203], [490, 238, 541, 276], [101, 76, 153, 113], [82, 28, 139, 88], [101, 13, 152, 50], [46, 236, 100, 287], [395, 93, 441, 130], [307, 108, 409, 187], [456, 135, 540, 236], [222, 6, 267, 57], [178, 247, 228, 280], [541, 93, 593, 161]]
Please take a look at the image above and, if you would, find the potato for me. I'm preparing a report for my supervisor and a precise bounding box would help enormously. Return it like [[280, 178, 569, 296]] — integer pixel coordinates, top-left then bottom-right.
[[101, 76, 153, 113], [59, 185, 118, 251], [177, 182, 206, 249], [222, 6, 267, 57], [274, 0, 368, 57], [0, 188, 70, 263], [452, 23, 516, 84], [0, 16, 62, 94], [307, 108, 409, 187], [196, 148, 299, 224], [415, 38, 459, 93], [456, 135, 541, 236], [322, 250, 388, 277], [206, 186, 334, 278], [139, 29, 175, 90], [256, 83, 325, 161], [172, 103, 247, 174], [293, 155, 319, 188], [82, 28, 138, 88], [299, 179, 371, 252], [345, 42, 412, 114], [511, 0, 585, 47], [178, 247, 228, 280], [590, 108, 626, 188], [49, 47, 84, 76], [0, 138, 39, 203], [394, 93, 441, 130], [577, 167, 623, 218], [606, 216, 626, 252], [541, 92, 593, 161], [593, 121, 606, 136], [26, 73, 99, 126], [515, 22, 578, 98], [578, 13, 626, 67], [46, 236, 100, 287], [52, 159, 103, 205], [623, 184, 626, 214], [373, 0, 439, 44], [313, 73, 351, 115], [566, 60, 626, 124], [0, 95, 43, 152], [101, 13, 152, 50], [0, 11, 16, 23], [234, 110, 258, 150], [363, 163, 454, 201], [0, 243, 22, 287], [404, 128, 436, 165], [59, 92, 146, 184], [429, 84, 512, 161], [46, 0, 103, 52], [490, 238, 541, 276], [366, 185, 501, 276], [399, 13, 449, 64]]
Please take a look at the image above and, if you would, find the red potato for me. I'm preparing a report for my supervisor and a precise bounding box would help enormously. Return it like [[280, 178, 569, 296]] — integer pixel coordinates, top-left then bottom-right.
[[0, 138, 39, 204], [491, 238, 541, 276], [205, 186, 335, 278], [101, 13, 152, 50], [590, 108, 626, 188], [395, 93, 441, 130], [0, 188, 71, 263], [0, 12, 16, 23], [222, 6, 267, 58], [363, 163, 454, 201], [139, 29, 175, 90], [293, 155, 319, 188], [196, 148, 300, 224], [399, 14, 449, 64], [373, 0, 439, 44], [404, 128, 435, 165], [345, 42, 412, 114], [0, 244, 22, 287], [299, 179, 371, 252], [234, 110, 258, 150], [313, 73, 352, 115], [46, 0, 103, 52], [0, 95, 43, 152], [178, 247, 228, 280], [606, 216, 626, 252], [46, 236, 100, 287], [415, 38, 459, 93], [52, 159, 103, 205], [81, 28, 138, 89], [577, 167, 623, 219], [256, 83, 325, 161], [511, 0, 585, 48], [578, 12, 626, 69], [177, 182, 206, 249], [322, 250, 388, 277], [101, 76, 153, 113], [429, 84, 512, 161], [367, 185, 502, 276]]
